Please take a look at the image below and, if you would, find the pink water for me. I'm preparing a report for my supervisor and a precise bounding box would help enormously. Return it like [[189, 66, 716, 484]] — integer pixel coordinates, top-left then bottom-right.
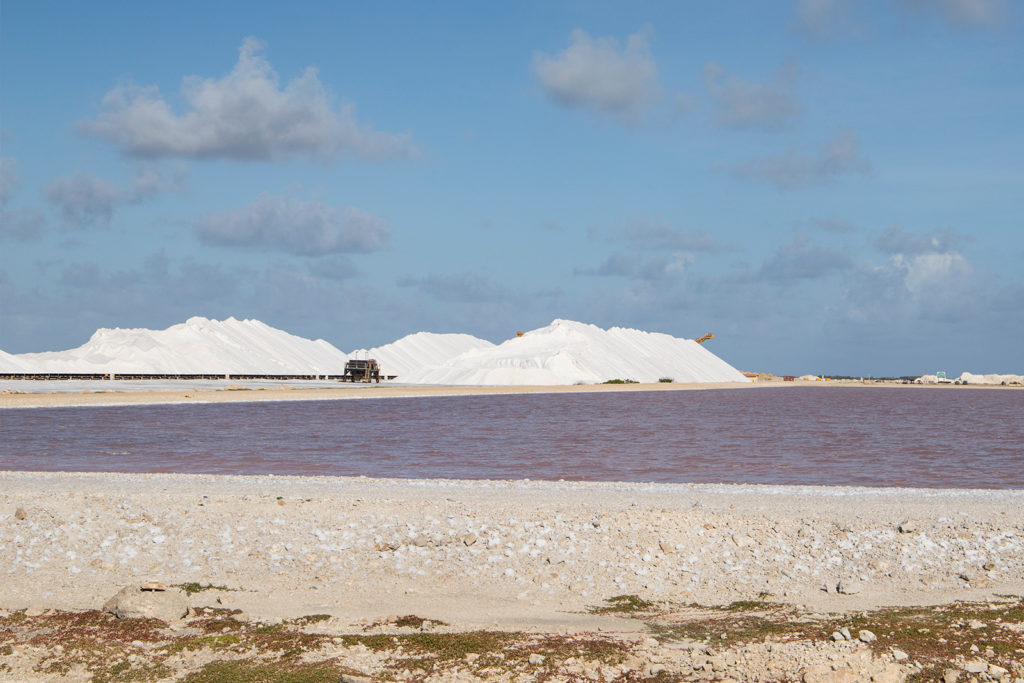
[[2, 388, 1022, 488]]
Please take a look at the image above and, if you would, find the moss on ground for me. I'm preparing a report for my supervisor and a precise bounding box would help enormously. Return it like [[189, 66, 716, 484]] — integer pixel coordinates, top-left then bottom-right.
[[640, 595, 1024, 676], [589, 594, 655, 614], [0, 598, 1020, 681], [181, 660, 343, 683], [173, 582, 234, 595]]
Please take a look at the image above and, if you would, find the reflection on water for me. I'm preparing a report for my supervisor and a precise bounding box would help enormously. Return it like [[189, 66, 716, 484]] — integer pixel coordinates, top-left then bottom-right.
[[2, 388, 1022, 488]]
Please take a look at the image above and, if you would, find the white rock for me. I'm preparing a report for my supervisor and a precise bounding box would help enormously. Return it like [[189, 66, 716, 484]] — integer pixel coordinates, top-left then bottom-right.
[[858, 629, 876, 643], [102, 585, 189, 622], [963, 660, 988, 674], [987, 664, 1008, 677]]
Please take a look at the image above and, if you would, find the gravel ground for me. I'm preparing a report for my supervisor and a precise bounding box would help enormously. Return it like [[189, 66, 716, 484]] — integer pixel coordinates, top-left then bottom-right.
[[2, 472, 1023, 681], [2, 471, 1021, 626]]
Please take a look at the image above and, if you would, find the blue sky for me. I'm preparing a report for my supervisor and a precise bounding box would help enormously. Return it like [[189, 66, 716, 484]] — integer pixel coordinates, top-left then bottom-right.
[[1, 0, 1021, 375]]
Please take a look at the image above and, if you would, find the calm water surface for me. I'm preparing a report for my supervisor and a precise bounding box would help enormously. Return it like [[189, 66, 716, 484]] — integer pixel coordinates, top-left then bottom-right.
[[2, 388, 1022, 488]]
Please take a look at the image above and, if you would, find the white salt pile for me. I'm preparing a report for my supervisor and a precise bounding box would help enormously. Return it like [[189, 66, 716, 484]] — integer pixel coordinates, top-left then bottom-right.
[[402, 319, 749, 385], [7, 317, 349, 375], [350, 332, 495, 380], [916, 372, 1023, 385], [0, 349, 34, 373], [0, 317, 748, 385]]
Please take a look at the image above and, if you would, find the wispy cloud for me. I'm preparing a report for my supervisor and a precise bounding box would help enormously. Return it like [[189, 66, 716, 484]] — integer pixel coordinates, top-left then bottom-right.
[[308, 255, 360, 281], [0, 158, 46, 241], [758, 234, 853, 281], [578, 251, 693, 281], [874, 225, 969, 255], [533, 28, 661, 123], [731, 131, 869, 188], [581, 219, 721, 282], [794, 0, 864, 38], [80, 38, 416, 162], [900, 0, 1009, 26], [808, 217, 860, 233], [44, 173, 121, 228], [44, 167, 183, 229], [194, 194, 390, 256], [398, 272, 513, 303], [0, 208, 47, 241], [0, 158, 18, 205], [704, 62, 802, 130], [618, 220, 724, 252]]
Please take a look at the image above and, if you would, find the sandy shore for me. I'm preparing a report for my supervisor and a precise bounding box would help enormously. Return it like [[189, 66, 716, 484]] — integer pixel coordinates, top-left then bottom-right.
[[2, 377, 1014, 409], [2, 471, 1021, 628]]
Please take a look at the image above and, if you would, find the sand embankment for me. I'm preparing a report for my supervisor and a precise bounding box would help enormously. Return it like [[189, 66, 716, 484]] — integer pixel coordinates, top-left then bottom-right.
[[2, 471, 1021, 630], [0, 380, 758, 408], [2, 378, 1015, 409]]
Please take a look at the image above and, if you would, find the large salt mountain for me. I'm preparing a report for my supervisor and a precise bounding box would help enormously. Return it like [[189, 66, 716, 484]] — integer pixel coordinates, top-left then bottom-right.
[[403, 319, 749, 385], [0, 317, 749, 384], [8, 317, 350, 375]]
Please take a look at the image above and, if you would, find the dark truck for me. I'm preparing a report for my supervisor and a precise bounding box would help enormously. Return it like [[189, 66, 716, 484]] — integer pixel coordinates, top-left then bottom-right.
[[341, 359, 383, 383]]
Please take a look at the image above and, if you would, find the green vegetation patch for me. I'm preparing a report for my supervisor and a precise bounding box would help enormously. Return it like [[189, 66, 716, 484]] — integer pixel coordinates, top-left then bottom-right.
[[363, 613, 450, 630], [287, 614, 332, 627], [173, 582, 234, 595], [343, 630, 518, 661], [641, 596, 1024, 675], [602, 378, 639, 384], [25, 610, 167, 650], [819, 598, 1024, 669], [719, 599, 776, 612], [3, 597, 1020, 682], [92, 660, 173, 683], [163, 633, 241, 654], [590, 594, 656, 614], [181, 660, 343, 683]]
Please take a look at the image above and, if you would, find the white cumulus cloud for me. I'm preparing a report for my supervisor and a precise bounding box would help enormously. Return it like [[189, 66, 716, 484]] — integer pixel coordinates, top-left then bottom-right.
[[79, 38, 416, 162], [897, 251, 971, 294], [533, 28, 661, 122]]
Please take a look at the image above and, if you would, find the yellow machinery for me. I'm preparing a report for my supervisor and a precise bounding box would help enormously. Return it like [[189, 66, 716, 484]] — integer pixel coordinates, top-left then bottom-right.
[[695, 333, 714, 344]]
